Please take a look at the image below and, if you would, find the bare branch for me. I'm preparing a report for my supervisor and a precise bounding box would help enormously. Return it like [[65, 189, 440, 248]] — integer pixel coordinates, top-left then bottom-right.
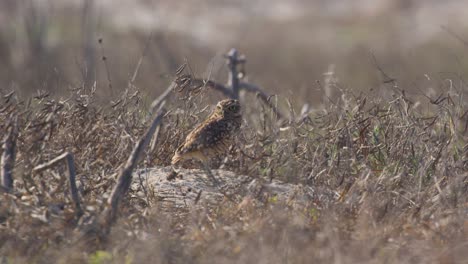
[[32, 152, 83, 217], [225, 48, 245, 99], [130, 32, 153, 84], [32, 152, 69, 173], [224, 48, 283, 119], [441, 25, 468, 47], [239, 82, 283, 120], [65, 153, 82, 217], [151, 78, 234, 113], [151, 50, 282, 120], [369, 51, 396, 84], [101, 108, 166, 229], [150, 82, 175, 112], [98, 38, 113, 94], [193, 79, 234, 98], [1, 117, 17, 191]]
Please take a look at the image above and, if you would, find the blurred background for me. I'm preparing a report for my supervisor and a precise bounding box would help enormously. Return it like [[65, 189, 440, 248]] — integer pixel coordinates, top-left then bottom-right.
[[1, 0, 468, 106]]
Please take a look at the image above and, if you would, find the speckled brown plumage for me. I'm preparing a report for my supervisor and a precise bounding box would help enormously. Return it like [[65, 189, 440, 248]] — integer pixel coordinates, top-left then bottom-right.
[[171, 99, 242, 166]]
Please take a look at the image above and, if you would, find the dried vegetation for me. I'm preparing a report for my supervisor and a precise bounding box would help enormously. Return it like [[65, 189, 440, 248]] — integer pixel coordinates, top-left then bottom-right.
[[0, 54, 467, 263]]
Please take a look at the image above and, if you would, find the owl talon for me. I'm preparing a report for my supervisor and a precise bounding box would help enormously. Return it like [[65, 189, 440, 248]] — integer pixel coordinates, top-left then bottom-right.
[[166, 170, 180, 181]]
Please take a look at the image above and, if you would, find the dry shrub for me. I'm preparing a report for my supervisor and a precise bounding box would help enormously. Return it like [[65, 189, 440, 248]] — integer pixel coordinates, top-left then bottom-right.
[[0, 69, 467, 263]]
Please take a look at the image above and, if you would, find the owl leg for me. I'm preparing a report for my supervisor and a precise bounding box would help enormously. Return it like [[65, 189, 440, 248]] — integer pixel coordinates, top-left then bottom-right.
[[167, 158, 183, 181], [166, 167, 180, 181], [168, 150, 191, 180], [199, 160, 219, 186]]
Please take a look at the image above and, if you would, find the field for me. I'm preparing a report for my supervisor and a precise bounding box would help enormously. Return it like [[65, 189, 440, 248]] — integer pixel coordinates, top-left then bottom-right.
[[1, 1, 468, 263]]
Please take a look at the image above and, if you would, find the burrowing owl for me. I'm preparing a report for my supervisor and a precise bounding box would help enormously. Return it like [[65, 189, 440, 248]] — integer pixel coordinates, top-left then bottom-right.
[[171, 99, 242, 166]]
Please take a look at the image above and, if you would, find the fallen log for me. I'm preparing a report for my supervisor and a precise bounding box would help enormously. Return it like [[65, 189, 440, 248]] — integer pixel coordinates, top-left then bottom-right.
[[133, 167, 336, 213]]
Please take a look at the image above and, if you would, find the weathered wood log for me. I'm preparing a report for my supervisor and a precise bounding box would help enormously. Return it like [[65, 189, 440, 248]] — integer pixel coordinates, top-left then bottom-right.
[[133, 167, 336, 213]]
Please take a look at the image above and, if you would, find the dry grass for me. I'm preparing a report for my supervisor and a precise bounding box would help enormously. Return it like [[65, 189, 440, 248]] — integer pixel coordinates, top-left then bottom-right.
[[1, 2, 467, 263], [0, 61, 467, 263]]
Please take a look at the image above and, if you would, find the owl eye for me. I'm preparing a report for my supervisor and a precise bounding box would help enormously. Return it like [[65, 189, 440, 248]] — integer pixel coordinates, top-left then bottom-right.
[[228, 105, 238, 111]]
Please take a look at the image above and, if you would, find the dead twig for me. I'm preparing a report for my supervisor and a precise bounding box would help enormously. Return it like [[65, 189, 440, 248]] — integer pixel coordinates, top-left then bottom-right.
[[100, 107, 166, 232], [441, 25, 468, 47], [225, 48, 245, 99], [32, 152, 83, 217], [130, 32, 153, 85], [98, 38, 113, 94], [1, 117, 18, 192], [150, 78, 234, 113], [153, 49, 284, 120], [150, 82, 175, 112], [370, 51, 396, 84], [240, 82, 283, 120], [226, 48, 283, 119]]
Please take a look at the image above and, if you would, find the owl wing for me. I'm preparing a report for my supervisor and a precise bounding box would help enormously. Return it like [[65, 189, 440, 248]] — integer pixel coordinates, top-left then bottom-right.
[[177, 119, 229, 154]]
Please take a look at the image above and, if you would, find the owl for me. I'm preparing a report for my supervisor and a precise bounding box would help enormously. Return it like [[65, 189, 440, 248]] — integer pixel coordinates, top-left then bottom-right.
[[171, 99, 242, 167]]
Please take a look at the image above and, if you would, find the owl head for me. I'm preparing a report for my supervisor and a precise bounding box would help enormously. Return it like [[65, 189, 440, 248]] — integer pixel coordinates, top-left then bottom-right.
[[215, 99, 241, 118]]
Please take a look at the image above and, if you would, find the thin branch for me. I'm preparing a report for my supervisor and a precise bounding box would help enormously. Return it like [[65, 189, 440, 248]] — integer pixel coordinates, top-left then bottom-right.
[[1, 117, 17, 191], [152, 50, 283, 120], [150, 78, 234, 113], [225, 48, 245, 99], [150, 82, 175, 112], [225, 48, 283, 119], [441, 25, 468, 47], [101, 108, 166, 230], [193, 79, 234, 98], [239, 82, 283, 120], [130, 32, 153, 84], [65, 153, 82, 217], [369, 51, 396, 84], [33, 152, 70, 173], [32, 152, 83, 217], [98, 38, 113, 94]]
